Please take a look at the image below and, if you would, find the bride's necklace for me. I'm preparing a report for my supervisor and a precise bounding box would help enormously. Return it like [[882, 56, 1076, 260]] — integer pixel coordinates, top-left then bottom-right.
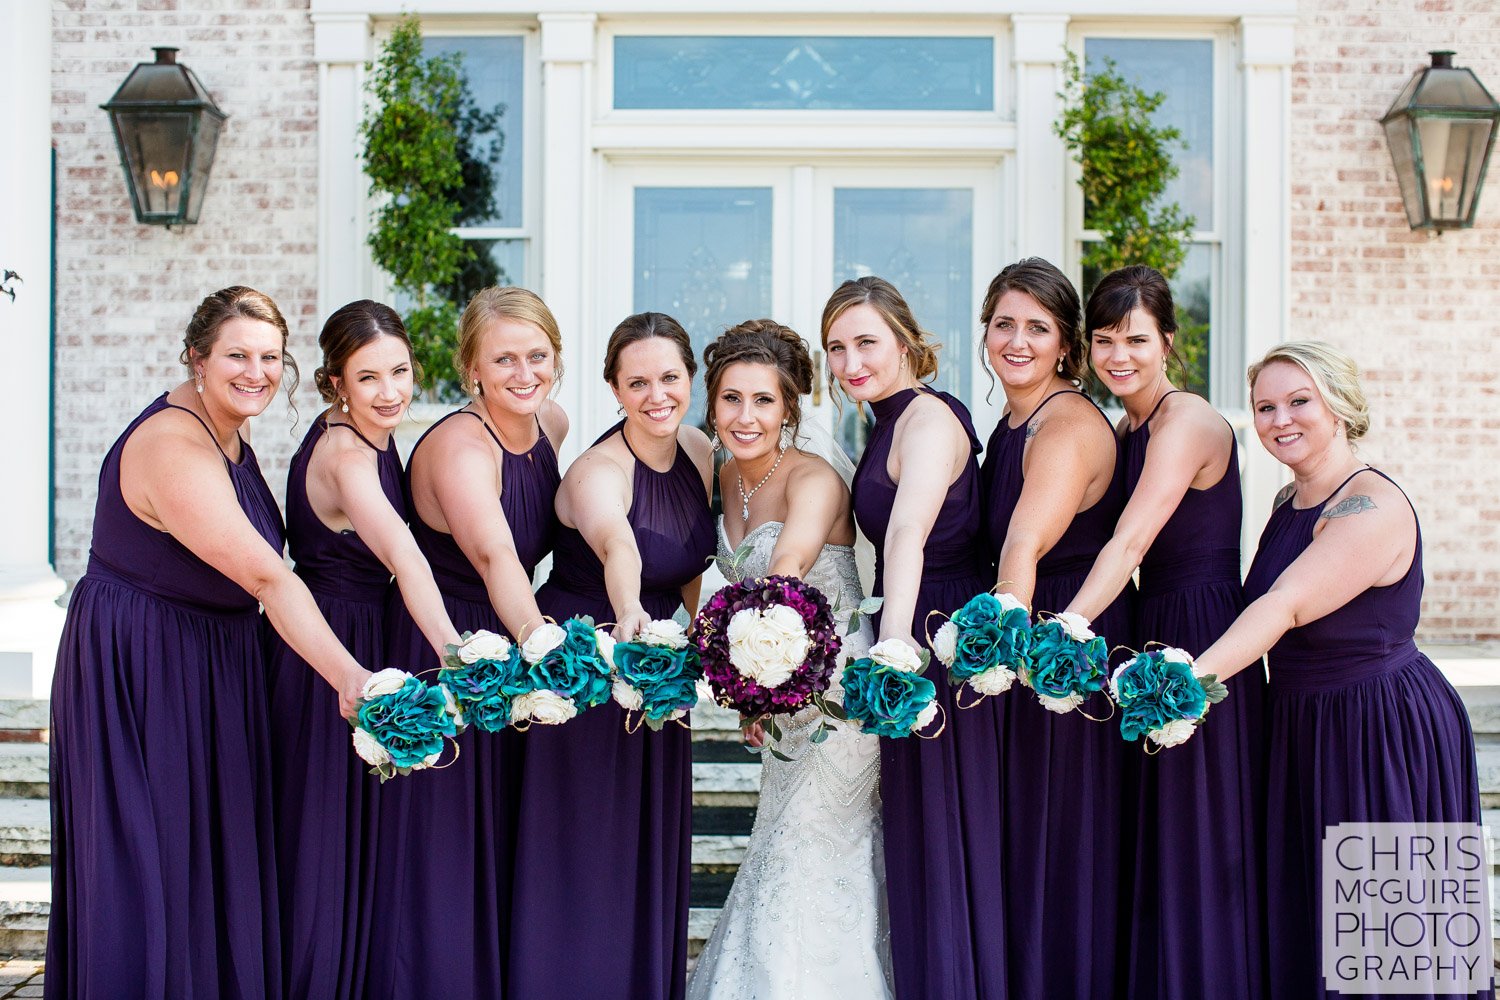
[[737, 446, 786, 522]]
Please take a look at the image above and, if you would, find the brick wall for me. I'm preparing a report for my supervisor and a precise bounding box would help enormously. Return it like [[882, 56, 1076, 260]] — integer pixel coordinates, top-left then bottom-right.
[[1289, 0, 1500, 640], [51, 0, 321, 585]]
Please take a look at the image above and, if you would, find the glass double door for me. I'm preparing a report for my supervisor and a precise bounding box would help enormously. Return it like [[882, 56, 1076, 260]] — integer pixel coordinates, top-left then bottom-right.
[[603, 162, 1002, 457]]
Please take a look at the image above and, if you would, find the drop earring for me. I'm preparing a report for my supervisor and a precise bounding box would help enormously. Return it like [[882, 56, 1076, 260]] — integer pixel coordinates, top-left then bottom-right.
[[779, 422, 792, 451], [194, 372, 204, 394], [708, 432, 721, 451], [340, 397, 349, 414]]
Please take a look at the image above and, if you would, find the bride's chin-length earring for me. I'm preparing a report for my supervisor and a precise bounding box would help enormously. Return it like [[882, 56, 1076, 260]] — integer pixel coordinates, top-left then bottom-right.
[[708, 430, 721, 451]]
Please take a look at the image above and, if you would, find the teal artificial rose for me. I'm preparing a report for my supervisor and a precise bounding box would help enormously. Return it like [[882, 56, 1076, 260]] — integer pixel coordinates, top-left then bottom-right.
[[613, 642, 702, 721], [953, 593, 1004, 627], [1111, 651, 1167, 707], [529, 618, 612, 710], [442, 645, 529, 733], [1027, 620, 1109, 700], [841, 658, 937, 739], [356, 676, 458, 769], [1157, 658, 1208, 722]]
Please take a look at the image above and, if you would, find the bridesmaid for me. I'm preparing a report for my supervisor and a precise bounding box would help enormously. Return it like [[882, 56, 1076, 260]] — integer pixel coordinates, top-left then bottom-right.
[[1193, 341, 1485, 999], [821, 276, 996, 997], [512, 312, 714, 1000], [47, 287, 371, 1000], [1059, 266, 1266, 999], [976, 258, 1129, 999], [363, 286, 568, 1000], [264, 301, 460, 1000]]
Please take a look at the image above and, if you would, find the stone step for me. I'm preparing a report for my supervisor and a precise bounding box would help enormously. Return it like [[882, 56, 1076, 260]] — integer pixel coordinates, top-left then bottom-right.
[[0, 803, 47, 869], [1457, 686, 1500, 736], [0, 704, 47, 736], [0, 748, 47, 800], [0, 868, 49, 960]]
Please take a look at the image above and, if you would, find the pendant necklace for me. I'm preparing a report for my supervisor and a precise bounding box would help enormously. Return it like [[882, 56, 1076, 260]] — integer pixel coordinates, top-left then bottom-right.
[[737, 446, 787, 522]]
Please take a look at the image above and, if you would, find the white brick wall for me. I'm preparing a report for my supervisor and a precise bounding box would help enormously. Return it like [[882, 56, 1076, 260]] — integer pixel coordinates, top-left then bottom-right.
[[1288, 0, 1500, 640]]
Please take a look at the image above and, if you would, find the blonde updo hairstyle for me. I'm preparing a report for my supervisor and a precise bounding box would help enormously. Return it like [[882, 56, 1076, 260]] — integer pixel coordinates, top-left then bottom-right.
[[819, 276, 940, 399], [702, 319, 816, 440], [178, 285, 300, 399], [457, 286, 564, 396], [1247, 340, 1370, 442]]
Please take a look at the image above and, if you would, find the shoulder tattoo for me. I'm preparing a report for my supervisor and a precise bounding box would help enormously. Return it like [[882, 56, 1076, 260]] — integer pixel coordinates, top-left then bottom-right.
[[1321, 494, 1377, 520], [1025, 419, 1043, 440], [1274, 483, 1296, 507]]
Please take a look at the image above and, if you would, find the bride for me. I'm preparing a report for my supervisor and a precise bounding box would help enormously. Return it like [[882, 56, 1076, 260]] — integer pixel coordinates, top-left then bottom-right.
[[687, 320, 895, 1000]]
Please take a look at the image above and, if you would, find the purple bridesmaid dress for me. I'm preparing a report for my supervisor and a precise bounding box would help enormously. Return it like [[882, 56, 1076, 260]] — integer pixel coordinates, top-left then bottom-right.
[[48, 394, 284, 1000], [362, 409, 560, 1000], [980, 389, 1130, 1000], [1120, 391, 1267, 999], [511, 422, 713, 1000], [263, 416, 404, 1000], [1243, 468, 1486, 1000], [851, 387, 998, 998]]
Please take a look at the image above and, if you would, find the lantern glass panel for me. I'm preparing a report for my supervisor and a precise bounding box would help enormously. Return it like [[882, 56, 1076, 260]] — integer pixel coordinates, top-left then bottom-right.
[[1412, 70, 1496, 110], [1417, 117, 1494, 223], [183, 114, 224, 224], [1383, 119, 1424, 226], [118, 113, 193, 218]]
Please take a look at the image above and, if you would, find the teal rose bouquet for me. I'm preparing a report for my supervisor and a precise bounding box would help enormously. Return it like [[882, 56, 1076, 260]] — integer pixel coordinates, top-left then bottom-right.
[[837, 639, 942, 739], [1019, 611, 1111, 715], [608, 618, 703, 730], [513, 617, 613, 726], [929, 591, 1031, 703], [439, 630, 530, 733], [350, 668, 463, 782], [1110, 647, 1228, 750]]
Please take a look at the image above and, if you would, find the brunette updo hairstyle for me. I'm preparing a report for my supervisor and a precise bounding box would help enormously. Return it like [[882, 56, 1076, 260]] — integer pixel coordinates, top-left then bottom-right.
[[1248, 340, 1371, 443], [603, 312, 697, 384], [819, 276, 940, 398], [979, 258, 1086, 384], [702, 319, 816, 439], [1084, 265, 1184, 377], [312, 300, 418, 404], [178, 285, 300, 397], [457, 287, 564, 395]]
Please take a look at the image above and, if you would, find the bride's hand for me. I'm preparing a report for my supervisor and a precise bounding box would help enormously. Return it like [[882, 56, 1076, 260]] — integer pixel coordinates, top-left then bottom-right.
[[742, 720, 766, 748]]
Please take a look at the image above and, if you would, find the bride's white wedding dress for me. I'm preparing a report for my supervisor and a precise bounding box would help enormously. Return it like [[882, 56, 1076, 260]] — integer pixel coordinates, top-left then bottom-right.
[[687, 519, 895, 1000]]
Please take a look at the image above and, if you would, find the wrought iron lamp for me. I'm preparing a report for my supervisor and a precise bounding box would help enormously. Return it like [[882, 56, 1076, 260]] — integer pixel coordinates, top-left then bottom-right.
[[101, 47, 227, 227], [1380, 50, 1500, 232]]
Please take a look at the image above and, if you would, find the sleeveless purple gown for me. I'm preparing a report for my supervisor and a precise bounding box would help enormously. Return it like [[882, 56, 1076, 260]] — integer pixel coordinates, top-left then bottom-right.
[[48, 394, 284, 1000], [1243, 468, 1485, 1000], [363, 409, 560, 1000], [512, 422, 712, 1000], [1121, 392, 1267, 999], [980, 389, 1131, 1000], [851, 388, 997, 998], [264, 416, 404, 1000]]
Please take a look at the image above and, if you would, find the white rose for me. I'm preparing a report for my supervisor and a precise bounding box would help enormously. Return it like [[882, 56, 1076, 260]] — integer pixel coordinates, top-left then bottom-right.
[[1109, 662, 1130, 701], [1038, 691, 1084, 714], [932, 621, 959, 667], [351, 727, 391, 766], [1017, 668, 1033, 689], [594, 629, 617, 671], [1052, 611, 1095, 643], [457, 630, 512, 664], [727, 605, 811, 689], [418, 749, 442, 769], [521, 622, 567, 664], [1148, 718, 1199, 749], [914, 702, 939, 733], [1159, 646, 1194, 666], [362, 668, 410, 700], [612, 679, 644, 712], [637, 619, 689, 650], [969, 666, 1016, 697], [996, 592, 1028, 615], [869, 639, 923, 674], [441, 685, 465, 729], [694, 677, 716, 708], [668, 708, 688, 722], [512, 690, 578, 725]]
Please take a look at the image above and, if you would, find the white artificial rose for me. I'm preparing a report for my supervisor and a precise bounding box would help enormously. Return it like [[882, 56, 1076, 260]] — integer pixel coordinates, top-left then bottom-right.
[[441, 685, 465, 729], [638, 619, 689, 650], [594, 629, 617, 671], [1148, 718, 1199, 749], [668, 708, 688, 722], [612, 678, 644, 712], [458, 630, 512, 664], [1037, 691, 1084, 714], [914, 702, 939, 733], [351, 727, 390, 766], [1017, 668, 1033, 689], [419, 749, 442, 769], [1109, 662, 1130, 701], [512, 690, 578, 725], [932, 621, 959, 667], [694, 677, 716, 708], [997, 592, 1028, 615], [727, 605, 811, 688], [1053, 611, 1095, 643], [521, 622, 568, 664], [969, 666, 1016, 697], [362, 668, 410, 700], [869, 638, 923, 674], [1159, 646, 1194, 666]]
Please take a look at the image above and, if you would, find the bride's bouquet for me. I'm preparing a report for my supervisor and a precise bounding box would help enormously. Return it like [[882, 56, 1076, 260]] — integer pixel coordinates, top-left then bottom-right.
[[606, 618, 703, 730], [690, 575, 842, 752], [929, 592, 1031, 703], [350, 668, 464, 782], [1110, 646, 1228, 750], [837, 639, 942, 739], [1018, 611, 1111, 715]]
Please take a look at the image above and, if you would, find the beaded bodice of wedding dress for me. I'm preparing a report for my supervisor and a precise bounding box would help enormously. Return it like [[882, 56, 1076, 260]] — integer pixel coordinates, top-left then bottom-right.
[[687, 519, 895, 1000]]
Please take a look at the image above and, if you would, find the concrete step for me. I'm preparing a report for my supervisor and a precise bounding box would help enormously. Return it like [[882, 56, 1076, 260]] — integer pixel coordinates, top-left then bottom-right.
[[0, 704, 47, 735], [0, 803, 47, 869], [0, 749, 46, 801], [0, 868, 48, 960]]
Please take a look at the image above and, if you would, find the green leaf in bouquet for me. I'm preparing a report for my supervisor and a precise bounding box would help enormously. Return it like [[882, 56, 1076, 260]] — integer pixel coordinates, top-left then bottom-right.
[[858, 596, 884, 615], [1201, 676, 1229, 704], [816, 695, 848, 722], [769, 747, 794, 763], [917, 649, 932, 671], [766, 717, 784, 743], [810, 724, 830, 745], [846, 609, 862, 631]]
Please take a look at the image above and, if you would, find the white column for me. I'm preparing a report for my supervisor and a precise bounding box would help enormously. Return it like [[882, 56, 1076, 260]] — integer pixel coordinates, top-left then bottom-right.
[[0, 0, 67, 698], [1237, 16, 1296, 550], [312, 13, 373, 319], [538, 13, 598, 461], [1011, 14, 1070, 265]]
